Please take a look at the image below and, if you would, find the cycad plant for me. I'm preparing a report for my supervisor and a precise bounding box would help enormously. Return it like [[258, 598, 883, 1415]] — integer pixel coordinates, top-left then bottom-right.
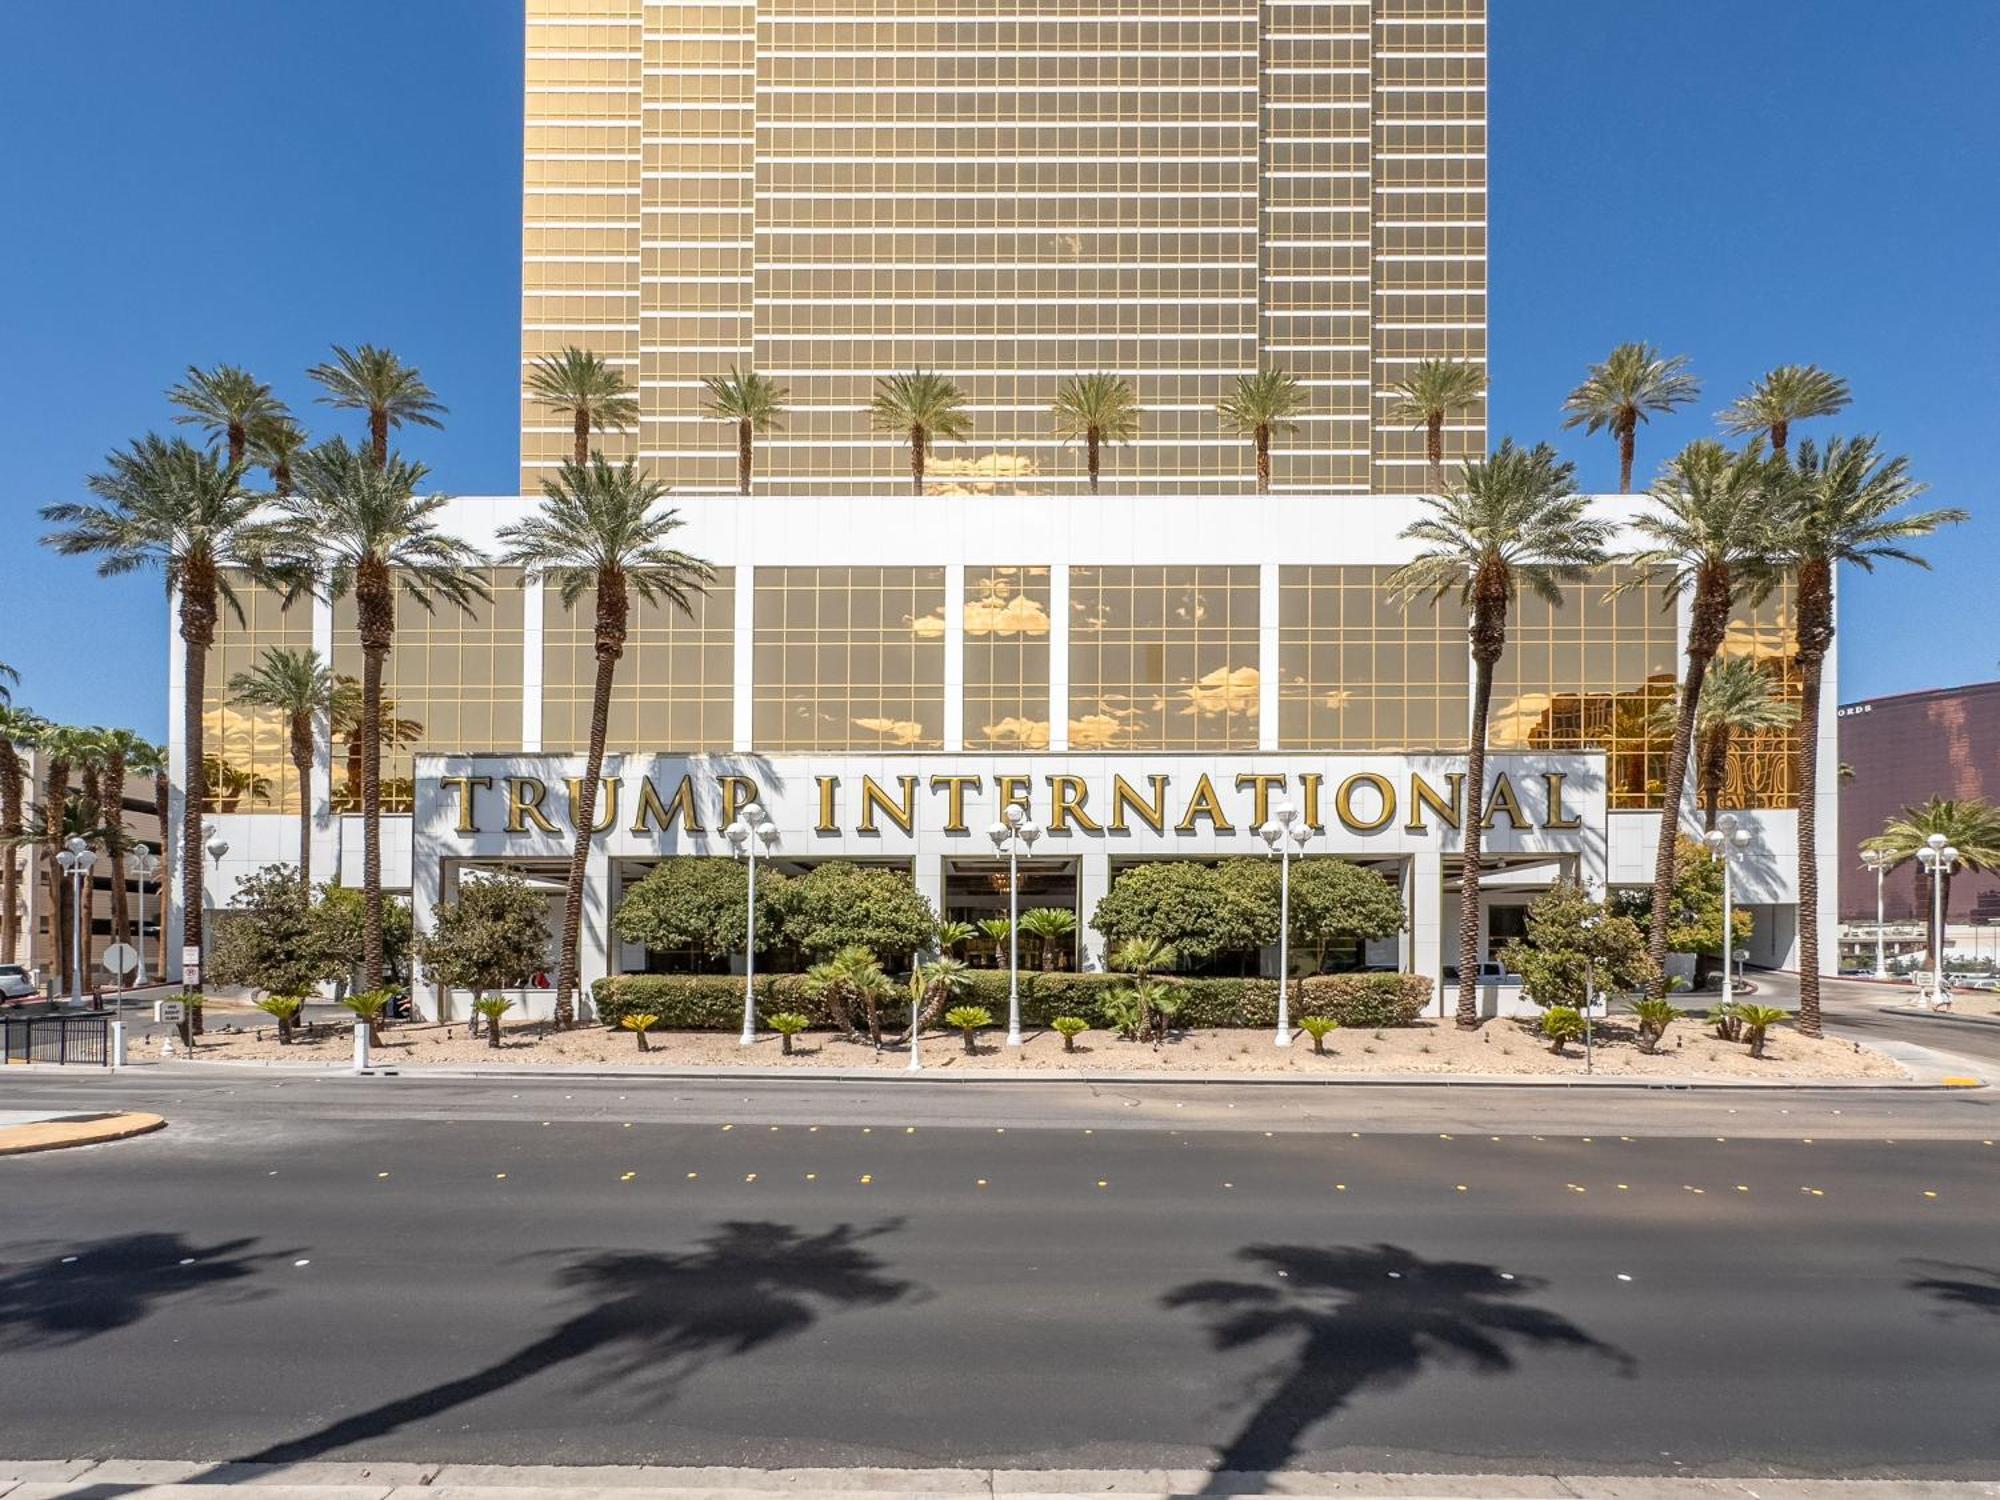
[[976, 916, 1013, 965], [341, 988, 392, 1044], [527, 346, 639, 466], [1051, 1015, 1089, 1053], [1019, 906, 1077, 971], [168, 364, 290, 467], [227, 647, 353, 888], [1651, 655, 1799, 832], [1386, 442, 1613, 1028], [1622, 440, 1785, 996], [1051, 373, 1139, 494], [805, 944, 894, 1046], [934, 919, 977, 959], [897, 955, 972, 1044], [1717, 365, 1850, 462], [766, 1010, 811, 1055], [1626, 997, 1679, 1055], [472, 994, 514, 1048], [498, 455, 711, 1028], [870, 370, 971, 495], [619, 1012, 661, 1052], [1540, 1005, 1586, 1056], [1386, 358, 1486, 491], [308, 344, 447, 468], [1215, 367, 1309, 493], [279, 438, 490, 991], [43, 435, 289, 985], [1732, 1002, 1788, 1059], [1562, 343, 1701, 492], [1776, 437, 1962, 1036], [255, 995, 305, 1045], [701, 365, 788, 494], [944, 1004, 993, 1055], [1110, 935, 1177, 980], [1298, 1015, 1339, 1055], [1862, 798, 2000, 968]]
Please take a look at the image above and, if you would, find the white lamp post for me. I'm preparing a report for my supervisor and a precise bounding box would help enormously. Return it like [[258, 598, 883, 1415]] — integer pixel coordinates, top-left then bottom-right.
[[1256, 799, 1313, 1047], [1916, 834, 1959, 1008], [54, 836, 98, 1006], [1859, 847, 1889, 980], [987, 803, 1040, 1046], [723, 803, 778, 1045], [1703, 813, 1753, 995], [132, 844, 160, 984]]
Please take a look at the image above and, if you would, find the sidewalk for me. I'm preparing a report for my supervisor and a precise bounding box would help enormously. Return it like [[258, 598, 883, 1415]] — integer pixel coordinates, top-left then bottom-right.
[[5, 1460, 1998, 1500], [0, 1111, 165, 1156]]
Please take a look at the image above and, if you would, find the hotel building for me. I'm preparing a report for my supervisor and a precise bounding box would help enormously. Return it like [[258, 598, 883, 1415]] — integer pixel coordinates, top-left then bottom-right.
[[164, 1, 1837, 1016]]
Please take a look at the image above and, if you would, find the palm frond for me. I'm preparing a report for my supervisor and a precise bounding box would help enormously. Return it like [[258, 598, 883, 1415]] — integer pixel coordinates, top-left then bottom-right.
[[526, 347, 638, 432], [496, 455, 714, 617], [1717, 364, 1851, 438], [1215, 367, 1310, 435], [869, 370, 972, 440], [307, 343, 446, 428], [701, 365, 788, 431], [1562, 343, 1701, 435], [1384, 358, 1486, 427], [1051, 372, 1140, 442]]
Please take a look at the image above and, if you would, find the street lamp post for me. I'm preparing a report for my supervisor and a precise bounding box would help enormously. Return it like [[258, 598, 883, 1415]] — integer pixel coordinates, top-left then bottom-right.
[[132, 844, 161, 984], [1916, 833, 1960, 1009], [1859, 847, 1889, 980], [1703, 814, 1753, 995], [1256, 799, 1313, 1048], [723, 803, 778, 1045], [53, 836, 98, 1006], [987, 803, 1041, 1047]]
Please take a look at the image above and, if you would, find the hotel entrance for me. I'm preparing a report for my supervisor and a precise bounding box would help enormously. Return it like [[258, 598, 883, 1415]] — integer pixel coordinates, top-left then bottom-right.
[[943, 857, 1080, 971]]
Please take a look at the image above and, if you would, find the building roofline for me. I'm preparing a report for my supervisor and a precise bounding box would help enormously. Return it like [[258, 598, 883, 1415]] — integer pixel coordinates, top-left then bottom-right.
[[1838, 680, 2000, 713]]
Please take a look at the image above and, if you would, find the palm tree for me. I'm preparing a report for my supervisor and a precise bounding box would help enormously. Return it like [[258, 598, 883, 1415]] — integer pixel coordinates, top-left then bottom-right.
[[0, 706, 43, 964], [0, 663, 16, 703], [278, 438, 489, 989], [1386, 442, 1613, 1029], [1562, 343, 1701, 492], [527, 347, 638, 467], [168, 365, 289, 468], [1622, 439, 1784, 996], [6, 789, 117, 997], [249, 415, 311, 494], [870, 370, 971, 495], [94, 728, 159, 949], [1717, 365, 1851, 461], [42, 435, 288, 987], [1864, 798, 2000, 967], [497, 455, 711, 1028], [1652, 656, 1799, 833], [701, 366, 787, 495], [227, 648, 354, 889], [27, 723, 95, 993], [307, 344, 447, 468], [1215, 368, 1310, 494], [1778, 437, 1964, 1035], [1019, 906, 1077, 971], [1386, 358, 1486, 491], [1050, 373, 1139, 494]]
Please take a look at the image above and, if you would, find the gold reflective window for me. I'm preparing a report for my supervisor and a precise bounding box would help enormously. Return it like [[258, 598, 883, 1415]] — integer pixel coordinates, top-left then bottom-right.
[[962, 566, 1051, 751], [542, 569, 735, 753], [1277, 566, 1468, 750], [1718, 576, 1803, 810], [1069, 565, 1258, 751], [751, 566, 946, 751], [200, 578, 313, 815]]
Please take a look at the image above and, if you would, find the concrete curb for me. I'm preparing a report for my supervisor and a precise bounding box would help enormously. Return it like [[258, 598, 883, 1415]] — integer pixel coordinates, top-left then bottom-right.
[[1874, 1004, 2000, 1030], [0, 1112, 166, 1157]]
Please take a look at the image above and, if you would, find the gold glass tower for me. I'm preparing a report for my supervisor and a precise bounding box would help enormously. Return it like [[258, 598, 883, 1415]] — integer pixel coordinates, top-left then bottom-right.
[[523, 0, 1485, 496]]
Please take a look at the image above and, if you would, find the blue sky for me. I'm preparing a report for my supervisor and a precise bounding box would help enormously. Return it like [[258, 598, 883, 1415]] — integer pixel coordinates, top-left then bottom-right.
[[2, 1, 1993, 737]]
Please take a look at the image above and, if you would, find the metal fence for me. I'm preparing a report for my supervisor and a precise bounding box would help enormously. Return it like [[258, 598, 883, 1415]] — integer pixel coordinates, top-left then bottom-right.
[[1, 1014, 110, 1066]]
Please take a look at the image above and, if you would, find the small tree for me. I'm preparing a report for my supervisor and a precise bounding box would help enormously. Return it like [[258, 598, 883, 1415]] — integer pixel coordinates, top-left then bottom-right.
[[415, 873, 552, 1023], [778, 862, 939, 963], [805, 944, 894, 1046], [613, 856, 785, 968], [766, 1011, 811, 1055], [472, 995, 514, 1048], [1051, 1015, 1089, 1053], [944, 1004, 993, 1055], [1298, 1015, 1339, 1056], [1092, 860, 1277, 969], [1627, 997, 1680, 1055], [1614, 835, 1752, 984], [1287, 860, 1405, 973], [1500, 882, 1656, 1012], [1019, 906, 1077, 971], [1540, 1006, 1586, 1055], [313, 884, 413, 994], [208, 864, 339, 1002], [619, 1012, 660, 1052]]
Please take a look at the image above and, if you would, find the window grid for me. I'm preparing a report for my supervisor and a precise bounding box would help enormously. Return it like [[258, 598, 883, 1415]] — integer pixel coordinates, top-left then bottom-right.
[[1276, 565, 1469, 751], [1068, 565, 1260, 750], [961, 565, 1052, 750], [1718, 576, 1803, 811], [751, 565, 948, 750], [541, 569, 737, 752], [200, 580, 315, 816]]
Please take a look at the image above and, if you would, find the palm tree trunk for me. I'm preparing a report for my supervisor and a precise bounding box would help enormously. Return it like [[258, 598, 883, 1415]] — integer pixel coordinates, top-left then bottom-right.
[[1617, 417, 1636, 493], [154, 768, 170, 875], [1086, 427, 1102, 494], [227, 422, 246, 470], [573, 411, 589, 467], [1460, 582, 1506, 1030], [0, 742, 19, 964], [356, 559, 395, 992], [1427, 415, 1445, 492], [556, 572, 627, 1029], [105, 749, 131, 948], [909, 425, 926, 496], [369, 412, 389, 470], [1698, 725, 1730, 832], [1648, 572, 1731, 998], [290, 714, 315, 890], [180, 566, 217, 1007], [738, 418, 753, 495], [1792, 556, 1833, 1038], [1770, 420, 1790, 463], [1255, 425, 1271, 494]]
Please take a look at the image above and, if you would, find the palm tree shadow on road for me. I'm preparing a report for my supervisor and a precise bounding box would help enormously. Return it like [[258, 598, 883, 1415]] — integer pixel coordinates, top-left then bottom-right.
[[0, 1232, 280, 1352], [1905, 1259, 2000, 1320], [1165, 1242, 1633, 1493]]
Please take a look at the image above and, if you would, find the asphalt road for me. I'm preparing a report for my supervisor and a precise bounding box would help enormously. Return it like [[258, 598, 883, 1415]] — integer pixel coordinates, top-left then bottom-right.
[[1754, 969, 2000, 1070], [2, 1071, 1997, 1482]]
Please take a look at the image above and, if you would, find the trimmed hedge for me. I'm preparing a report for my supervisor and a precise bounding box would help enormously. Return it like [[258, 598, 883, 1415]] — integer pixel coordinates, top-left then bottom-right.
[[591, 970, 1433, 1031]]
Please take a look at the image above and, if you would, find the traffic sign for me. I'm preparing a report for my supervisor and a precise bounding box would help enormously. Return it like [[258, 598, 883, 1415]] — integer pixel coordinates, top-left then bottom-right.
[[156, 1000, 186, 1023], [102, 942, 140, 976]]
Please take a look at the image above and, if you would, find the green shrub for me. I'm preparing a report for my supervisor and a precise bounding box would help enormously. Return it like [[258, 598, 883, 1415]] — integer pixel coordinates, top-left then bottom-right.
[[471, 994, 514, 1048], [1540, 1005, 1586, 1055], [1708, 1001, 1744, 1042], [340, 989, 392, 1043], [1627, 997, 1679, 1054], [1051, 1015, 1089, 1052], [253, 994, 304, 1044], [1296, 973, 1432, 1028], [1298, 1015, 1340, 1055], [1732, 1003, 1788, 1059], [943, 1004, 993, 1053], [765, 1011, 811, 1055]]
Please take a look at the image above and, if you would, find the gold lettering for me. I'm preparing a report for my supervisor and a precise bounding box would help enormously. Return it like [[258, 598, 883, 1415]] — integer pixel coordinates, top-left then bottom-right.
[[1234, 772, 1288, 831], [858, 774, 919, 835], [1543, 771, 1582, 830], [816, 776, 839, 834], [1176, 773, 1234, 834], [1046, 774, 1100, 833], [719, 775, 759, 827], [505, 777, 559, 834], [929, 774, 981, 834], [1405, 772, 1464, 832], [629, 775, 701, 835], [564, 777, 620, 834], [995, 774, 1032, 820], [1335, 772, 1397, 834], [1482, 773, 1529, 830], [440, 775, 491, 835], [1109, 774, 1170, 834], [1299, 772, 1323, 831]]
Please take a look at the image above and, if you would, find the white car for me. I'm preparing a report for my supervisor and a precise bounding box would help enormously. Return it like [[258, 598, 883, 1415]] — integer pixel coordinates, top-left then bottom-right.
[[0, 964, 37, 1003]]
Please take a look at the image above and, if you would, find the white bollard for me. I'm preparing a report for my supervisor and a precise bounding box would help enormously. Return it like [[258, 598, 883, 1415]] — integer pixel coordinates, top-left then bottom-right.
[[109, 1020, 127, 1070], [353, 1020, 372, 1073]]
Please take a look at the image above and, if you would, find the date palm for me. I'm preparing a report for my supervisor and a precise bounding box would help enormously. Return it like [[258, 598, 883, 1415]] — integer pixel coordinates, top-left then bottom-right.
[[1717, 365, 1850, 462], [498, 456, 711, 1027], [870, 370, 971, 495], [1051, 373, 1139, 494], [249, 415, 310, 494], [0, 662, 15, 704], [1651, 655, 1799, 833], [1387, 442, 1613, 1029], [1215, 368, 1310, 494], [1622, 439, 1785, 996], [168, 365, 289, 468], [701, 366, 787, 495], [1863, 798, 2000, 968], [308, 344, 447, 468], [278, 438, 489, 989], [1019, 906, 1077, 971], [42, 435, 289, 987], [0, 706, 44, 964], [1779, 437, 1963, 1034], [527, 346, 638, 467], [93, 727, 161, 949], [25, 724, 95, 993], [228, 648, 354, 889], [1386, 358, 1486, 491], [1562, 343, 1701, 492]]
